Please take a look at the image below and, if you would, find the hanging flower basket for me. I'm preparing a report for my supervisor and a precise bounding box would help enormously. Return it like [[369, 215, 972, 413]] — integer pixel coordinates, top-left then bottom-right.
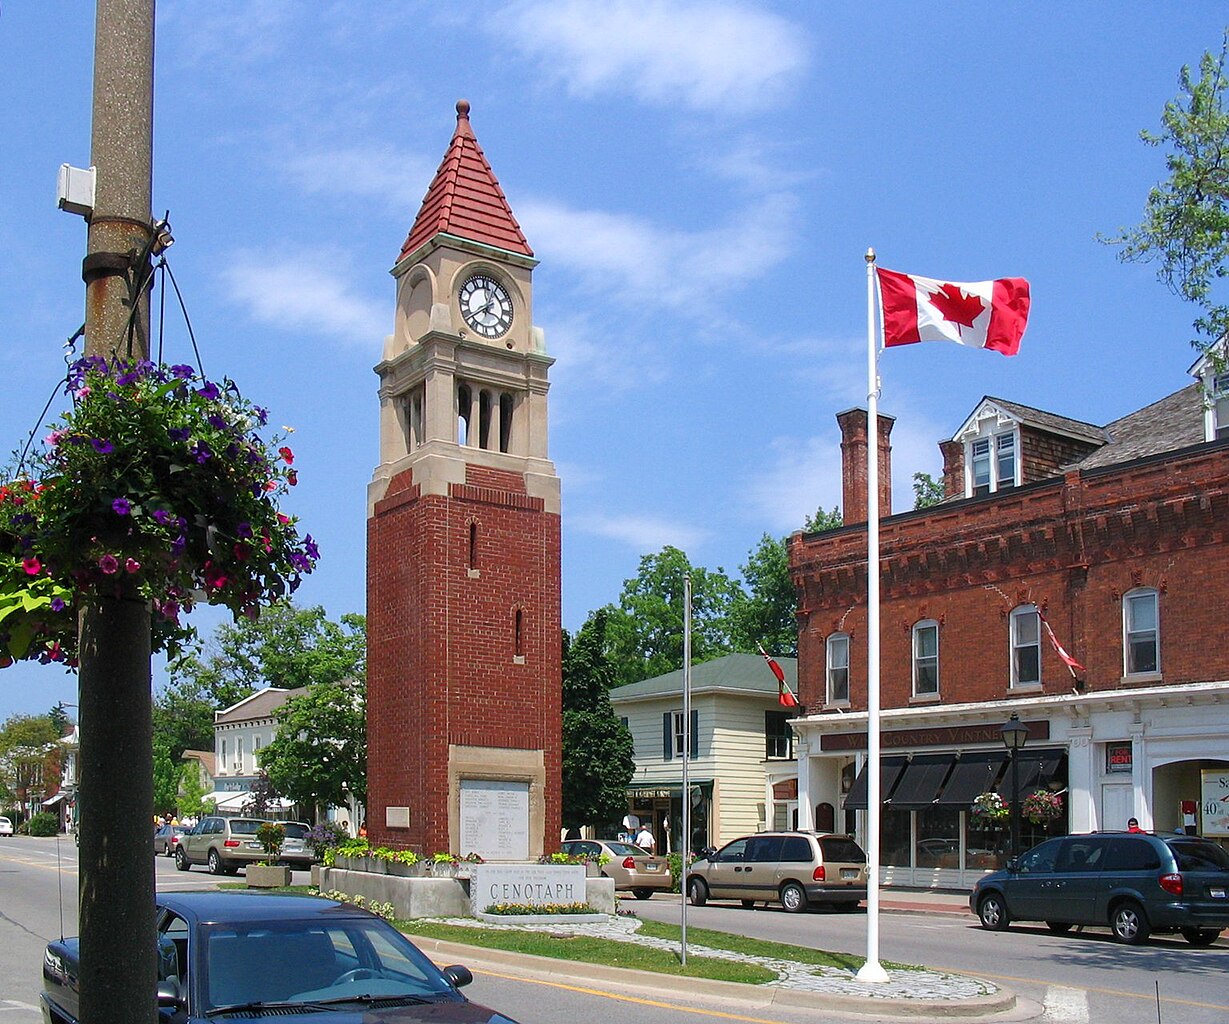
[[971, 791, 1010, 824], [1022, 789, 1064, 824], [0, 356, 317, 666]]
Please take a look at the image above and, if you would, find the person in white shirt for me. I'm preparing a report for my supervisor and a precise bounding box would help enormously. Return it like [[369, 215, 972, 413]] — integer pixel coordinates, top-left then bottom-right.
[[634, 825, 655, 853]]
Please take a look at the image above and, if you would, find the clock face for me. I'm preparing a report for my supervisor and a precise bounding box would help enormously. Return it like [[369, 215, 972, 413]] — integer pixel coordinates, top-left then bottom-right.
[[458, 273, 513, 339]]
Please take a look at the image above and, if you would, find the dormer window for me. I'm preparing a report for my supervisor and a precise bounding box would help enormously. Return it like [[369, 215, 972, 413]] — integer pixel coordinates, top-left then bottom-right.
[[968, 431, 1017, 496], [1212, 373, 1229, 441]]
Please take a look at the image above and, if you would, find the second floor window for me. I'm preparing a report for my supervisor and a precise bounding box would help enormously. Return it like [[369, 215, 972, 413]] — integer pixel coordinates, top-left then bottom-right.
[[1011, 605, 1041, 688], [827, 633, 850, 704], [663, 709, 699, 760], [765, 711, 792, 759], [1124, 588, 1159, 675], [913, 621, 939, 697], [969, 431, 1017, 496]]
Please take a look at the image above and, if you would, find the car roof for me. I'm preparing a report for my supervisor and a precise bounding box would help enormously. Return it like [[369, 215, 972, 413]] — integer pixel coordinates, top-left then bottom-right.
[[157, 891, 371, 926]]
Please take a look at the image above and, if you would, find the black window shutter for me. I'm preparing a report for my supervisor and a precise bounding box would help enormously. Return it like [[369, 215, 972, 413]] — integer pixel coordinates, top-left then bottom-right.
[[662, 712, 673, 760], [689, 709, 699, 758]]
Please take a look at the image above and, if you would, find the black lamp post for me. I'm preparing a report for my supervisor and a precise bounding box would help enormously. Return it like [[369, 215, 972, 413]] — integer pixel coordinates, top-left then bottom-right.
[[1000, 713, 1029, 860]]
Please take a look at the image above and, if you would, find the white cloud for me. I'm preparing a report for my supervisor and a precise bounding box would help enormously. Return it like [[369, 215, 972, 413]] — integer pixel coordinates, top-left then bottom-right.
[[281, 146, 435, 213], [494, 0, 808, 115], [572, 511, 711, 551], [219, 251, 387, 346]]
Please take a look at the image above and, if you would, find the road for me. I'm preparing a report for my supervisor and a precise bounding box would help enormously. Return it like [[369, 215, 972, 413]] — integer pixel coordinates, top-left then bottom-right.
[[3, 840, 1227, 1023]]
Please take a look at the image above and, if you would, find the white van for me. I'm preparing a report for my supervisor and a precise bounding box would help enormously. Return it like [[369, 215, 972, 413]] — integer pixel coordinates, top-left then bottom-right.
[[0, 816, 14, 836]]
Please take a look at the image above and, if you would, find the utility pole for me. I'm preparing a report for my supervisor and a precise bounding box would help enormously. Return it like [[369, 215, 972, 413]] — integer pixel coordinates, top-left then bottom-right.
[[78, 2, 158, 1023]]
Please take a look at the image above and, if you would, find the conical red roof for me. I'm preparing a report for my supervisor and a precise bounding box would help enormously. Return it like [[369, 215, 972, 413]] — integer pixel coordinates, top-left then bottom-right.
[[398, 100, 533, 262]]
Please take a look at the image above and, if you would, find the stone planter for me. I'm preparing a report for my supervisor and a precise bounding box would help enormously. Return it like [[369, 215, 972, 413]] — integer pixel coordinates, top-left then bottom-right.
[[310, 864, 321, 888], [384, 860, 422, 878], [425, 861, 458, 878], [585, 861, 600, 878], [246, 864, 292, 889]]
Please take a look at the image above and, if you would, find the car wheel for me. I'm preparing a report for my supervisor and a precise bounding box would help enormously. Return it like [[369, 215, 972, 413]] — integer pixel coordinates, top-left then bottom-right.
[[779, 881, 808, 914], [1110, 900, 1150, 945], [633, 888, 655, 900], [174, 847, 190, 872], [208, 849, 225, 875], [1181, 927, 1220, 947], [1045, 921, 1073, 934], [977, 892, 1011, 931], [687, 878, 708, 906]]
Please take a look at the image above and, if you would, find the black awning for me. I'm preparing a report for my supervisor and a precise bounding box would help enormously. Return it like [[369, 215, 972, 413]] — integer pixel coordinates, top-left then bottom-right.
[[886, 753, 957, 809], [996, 748, 1065, 796], [843, 755, 909, 811], [934, 751, 1008, 806]]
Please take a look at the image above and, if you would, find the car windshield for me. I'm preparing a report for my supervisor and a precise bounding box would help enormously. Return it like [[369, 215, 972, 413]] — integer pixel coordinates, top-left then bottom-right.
[[228, 820, 264, 836], [203, 918, 457, 1010], [604, 842, 646, 857], [282, 823, 309, 839]]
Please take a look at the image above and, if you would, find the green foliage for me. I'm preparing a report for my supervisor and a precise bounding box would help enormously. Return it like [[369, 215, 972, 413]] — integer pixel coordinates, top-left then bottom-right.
[[24, 810, 60, 836], [561, 609, 635, 830], [912, 471, 945, 509], [803, 505, 843, 533], [605, 546, 740, 687], [727, 533, 797, 657], [1110, 31, 1229, 351], [483, 901, 594, 916], [151, 738, 182, 815], [256, 821, 285, 863], [177, 757, 211, 818], [0, 713, 60, 808], [259, 671, 367, 810]]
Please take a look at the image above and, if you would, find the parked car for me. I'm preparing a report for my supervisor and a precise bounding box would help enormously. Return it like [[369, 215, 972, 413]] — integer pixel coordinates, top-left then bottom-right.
[[560, 838, 672, 899], [279, 820, 315, 869], [174, 817, 270, 875], [0, 816, 13, 836], [40, 890, 519, 1023], [154, 822, 187, 857], [970, 830, 1229, 945], [686, 831, 868, 913]]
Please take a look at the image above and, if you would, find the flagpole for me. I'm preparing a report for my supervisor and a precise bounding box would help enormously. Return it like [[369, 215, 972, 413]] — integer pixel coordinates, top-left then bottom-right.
[[857, 248, 889, 984], [680, 571, 692, 966]]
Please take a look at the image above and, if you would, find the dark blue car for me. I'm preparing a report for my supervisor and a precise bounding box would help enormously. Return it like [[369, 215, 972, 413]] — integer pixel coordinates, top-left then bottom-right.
[[41, 891, 518, 1022]]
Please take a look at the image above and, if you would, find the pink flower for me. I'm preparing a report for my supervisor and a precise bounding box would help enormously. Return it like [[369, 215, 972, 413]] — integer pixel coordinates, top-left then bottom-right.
[[125, 557, 141, 574], [279, 446, 295, 465], [22, 557, 41, 576], [98, 554, 119, 575]]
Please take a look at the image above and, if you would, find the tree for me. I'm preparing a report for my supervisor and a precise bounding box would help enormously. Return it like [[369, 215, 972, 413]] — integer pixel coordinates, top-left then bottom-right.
[[803, 505, 843, 532], [912, 471, 945, 509], [728, 533, 798, 657], [0, 713, 60, 819], [177, 758, 211, 819], [1111, 31, 1229, 352], [605, 546, 741, 687], [258, 675, 367, 814], [561, 609, 634, 832]]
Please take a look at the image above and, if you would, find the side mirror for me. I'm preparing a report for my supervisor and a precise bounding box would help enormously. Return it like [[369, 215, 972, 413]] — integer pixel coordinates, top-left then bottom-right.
[[442, 965, 473, 990], [1006, 857, 1020, 872], [156, 979, 183, 1008]]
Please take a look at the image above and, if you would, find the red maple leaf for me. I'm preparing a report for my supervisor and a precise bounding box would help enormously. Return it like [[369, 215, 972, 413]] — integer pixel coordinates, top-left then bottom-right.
[[928, 283, 985, 332]]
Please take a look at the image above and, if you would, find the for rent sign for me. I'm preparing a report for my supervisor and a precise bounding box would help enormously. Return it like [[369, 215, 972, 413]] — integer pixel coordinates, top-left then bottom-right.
[[470, 864, 585, 915]]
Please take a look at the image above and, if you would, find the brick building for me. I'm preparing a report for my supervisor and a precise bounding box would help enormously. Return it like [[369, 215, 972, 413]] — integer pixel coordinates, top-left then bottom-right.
[[366, 101, 562, 858], [788, 351, 1229, 888]]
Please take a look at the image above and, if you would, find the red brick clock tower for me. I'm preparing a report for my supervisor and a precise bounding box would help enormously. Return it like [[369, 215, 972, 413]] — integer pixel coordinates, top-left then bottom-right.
[[366, 101, 561, 859]]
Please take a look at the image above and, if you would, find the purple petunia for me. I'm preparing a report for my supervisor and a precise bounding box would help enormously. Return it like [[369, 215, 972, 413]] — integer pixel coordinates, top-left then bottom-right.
[[90, 438, 113, 454], [112, 497, 131, 516], [168, 427, 190, 442], [190, 441, 212, 463], [253, 406, 269, 426], [152, 508, 173, 526], [171, 364, 195, 379], [197, 381, 220, 401], [98, 554, 119, 575], [303, 534, 320, 561], [236, 522, 253, 539], [50, 598, 66, 613]]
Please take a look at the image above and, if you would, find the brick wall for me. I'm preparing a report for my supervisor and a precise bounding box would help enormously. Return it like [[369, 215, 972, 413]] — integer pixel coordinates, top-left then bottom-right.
[[792, 445, 1229, 710], [367, 463, 562, 854]]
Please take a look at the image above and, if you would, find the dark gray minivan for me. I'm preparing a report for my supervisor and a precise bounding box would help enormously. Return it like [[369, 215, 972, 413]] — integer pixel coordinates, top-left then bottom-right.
[[971, 831, 1229, 945]]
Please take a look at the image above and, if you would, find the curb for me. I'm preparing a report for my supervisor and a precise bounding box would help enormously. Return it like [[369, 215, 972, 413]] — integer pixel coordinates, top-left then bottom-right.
[[417, 935, 1017, 1018]]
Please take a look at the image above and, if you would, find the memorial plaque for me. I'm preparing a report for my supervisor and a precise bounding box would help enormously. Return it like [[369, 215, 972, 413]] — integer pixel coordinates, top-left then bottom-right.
[[470, 864, 585, 915], [460, 779, 530, 860]]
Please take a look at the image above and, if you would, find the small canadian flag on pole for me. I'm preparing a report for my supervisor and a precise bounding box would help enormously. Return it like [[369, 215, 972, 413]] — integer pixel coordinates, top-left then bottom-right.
[[876, 267, 1030, 356], [757, 644, 797, 707]]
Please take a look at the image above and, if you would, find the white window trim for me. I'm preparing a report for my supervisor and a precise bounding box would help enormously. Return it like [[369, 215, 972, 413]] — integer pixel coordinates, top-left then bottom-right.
[[671, 709, 686, 758], [1205, 372, 1229, 441], [1009, 604, 1042, 689], [826, 632, 850, 706], [965, 428, 1019, 496], [912, 620, 940, 699], [1123, 587, 1160, 678]]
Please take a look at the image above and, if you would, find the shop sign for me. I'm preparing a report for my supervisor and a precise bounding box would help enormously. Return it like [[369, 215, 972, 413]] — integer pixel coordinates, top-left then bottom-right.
[[1201, 770, 1229, 837], [1106, 742, 1133, 774]]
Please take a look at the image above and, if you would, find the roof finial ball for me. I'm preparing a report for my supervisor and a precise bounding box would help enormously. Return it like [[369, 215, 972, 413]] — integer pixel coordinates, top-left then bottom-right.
[[456, 98, 471, 120]]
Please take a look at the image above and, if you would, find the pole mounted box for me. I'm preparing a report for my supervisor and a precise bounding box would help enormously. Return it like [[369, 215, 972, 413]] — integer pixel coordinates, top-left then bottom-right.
[[57, 164, 96, 217]]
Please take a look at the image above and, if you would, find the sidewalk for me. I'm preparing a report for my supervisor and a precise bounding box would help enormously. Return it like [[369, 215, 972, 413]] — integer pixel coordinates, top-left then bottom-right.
[[879, 886, 972, 916]]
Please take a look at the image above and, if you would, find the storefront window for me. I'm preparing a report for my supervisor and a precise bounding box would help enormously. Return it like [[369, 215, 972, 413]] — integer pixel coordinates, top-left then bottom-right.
[[881, 808, 911, 867], [915, 806, 960, 868]]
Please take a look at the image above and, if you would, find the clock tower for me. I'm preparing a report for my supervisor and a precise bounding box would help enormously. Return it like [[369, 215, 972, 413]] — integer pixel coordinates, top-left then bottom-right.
[[366, 101, 561, 858]]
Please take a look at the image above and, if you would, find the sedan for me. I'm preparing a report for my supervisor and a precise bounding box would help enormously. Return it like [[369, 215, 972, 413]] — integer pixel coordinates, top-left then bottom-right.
[[561, 838, 673, 899], [154, 823, 187, 857], [0, 815, 13, 836], [41, 891, 519, 1023]]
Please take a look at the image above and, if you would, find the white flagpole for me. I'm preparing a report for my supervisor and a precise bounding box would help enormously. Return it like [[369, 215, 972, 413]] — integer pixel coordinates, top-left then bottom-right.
[[680, 571, 692, 966], [856, 248, 889, 984]]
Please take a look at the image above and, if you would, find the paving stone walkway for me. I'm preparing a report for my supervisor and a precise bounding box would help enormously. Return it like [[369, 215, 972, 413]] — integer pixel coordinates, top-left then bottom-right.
[[428, 913, 997, 1002]]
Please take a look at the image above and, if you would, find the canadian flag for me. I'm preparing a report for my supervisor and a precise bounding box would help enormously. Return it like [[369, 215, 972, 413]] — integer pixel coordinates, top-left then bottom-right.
[[877, 268, 1030, 356]]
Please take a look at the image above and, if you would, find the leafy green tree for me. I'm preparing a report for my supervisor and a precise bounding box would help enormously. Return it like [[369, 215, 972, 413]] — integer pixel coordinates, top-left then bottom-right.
[[803, 505, 843, 532], [605, 546, 741, 687], [0, 713, 60, 818], [561, 609, 635, 832], [259, 675, 367, 815], [728, 533, 798, 657], [152, 736, 182, 816], [912, 471, 945, 509], [178, 757, 211, 818], [1111, 31, 1229, 351]]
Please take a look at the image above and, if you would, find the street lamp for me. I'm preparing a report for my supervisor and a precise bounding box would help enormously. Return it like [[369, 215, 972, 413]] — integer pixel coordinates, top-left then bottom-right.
[[1000, 713, 1029, 860]]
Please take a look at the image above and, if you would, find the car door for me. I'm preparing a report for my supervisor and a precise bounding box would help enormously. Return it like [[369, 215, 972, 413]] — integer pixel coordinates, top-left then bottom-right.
[[705, 838, 750, 898], [1001, 837, 1062, 922], [743, 835, 785, 900], [1046, 835, 1109, 924]]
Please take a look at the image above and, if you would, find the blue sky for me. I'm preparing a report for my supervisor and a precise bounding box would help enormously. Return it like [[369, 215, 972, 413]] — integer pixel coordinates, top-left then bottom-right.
[[0, 2, 1222, 720]]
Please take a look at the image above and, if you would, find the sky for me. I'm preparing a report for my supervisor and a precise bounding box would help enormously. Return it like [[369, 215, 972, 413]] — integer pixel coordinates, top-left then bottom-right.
[[0, 2, 1223, 721]]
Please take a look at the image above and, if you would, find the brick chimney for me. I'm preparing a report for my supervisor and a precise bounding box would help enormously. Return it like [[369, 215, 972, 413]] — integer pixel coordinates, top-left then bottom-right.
[[836, 408, 894, 524], [939, 439, 965, 499]]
